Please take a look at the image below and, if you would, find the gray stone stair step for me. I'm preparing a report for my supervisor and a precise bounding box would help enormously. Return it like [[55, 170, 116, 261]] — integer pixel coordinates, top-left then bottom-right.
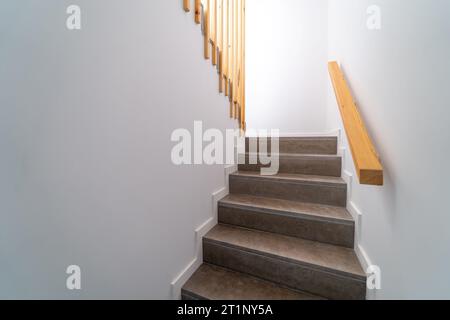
[[245, 137, 338, 155], [238, 153, 342, 177], [182, 263, 324, 300], [219, 194, 354, 248], [204, 224, 366, 300], [229, 171, 347, 207]]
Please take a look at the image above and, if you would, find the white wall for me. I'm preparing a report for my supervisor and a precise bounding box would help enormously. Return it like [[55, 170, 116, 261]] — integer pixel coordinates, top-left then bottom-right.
[[0, 0, 236, 299], [327, 0, 450, 299], [3, 0, 450, 300], [246, 0, 329, 133]]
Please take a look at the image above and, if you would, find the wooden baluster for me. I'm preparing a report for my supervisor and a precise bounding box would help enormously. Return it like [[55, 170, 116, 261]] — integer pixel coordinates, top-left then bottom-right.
[[181, 0, 245, 130], [238, 0, 241, 123], [204, 1, 210, 60], [211, 0, 217, 66], [219, 0, 224, 93], [184, 0, 191, 12], [236, 0, 241, 124], [233, 0, 239, 119], [224, 0, 229, 97], [184, 0, 190, 12], [230, 0, 235, 118], [195, 0, 201, 24], [241, 0, 246, 130], [224, 78, 229, 96], [237, 0, 241, 120], [238, 0, 242, 125]]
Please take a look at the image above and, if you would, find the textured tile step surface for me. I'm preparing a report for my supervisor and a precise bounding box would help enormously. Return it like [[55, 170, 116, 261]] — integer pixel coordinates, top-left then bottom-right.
[[246, 137, 338, 155], [182, 264, 324, 300], [205, 224, 365, 280], [220, 194, 353, 222], [203, 225, 366, 300], [231, 171, 345, 185], [229, 172, 347, 207], [238, 153, 342, 177], [219, 194, 354, 247]]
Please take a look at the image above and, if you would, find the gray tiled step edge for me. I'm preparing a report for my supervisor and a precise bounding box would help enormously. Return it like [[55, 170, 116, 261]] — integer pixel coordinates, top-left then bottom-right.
[[182, 264, 324, 300], [229, 172, 347, 207], [245, 137, 338, 155], [238, 153, 342, 177], [219, 194, 355, 248], [204, 224, 366, 300]]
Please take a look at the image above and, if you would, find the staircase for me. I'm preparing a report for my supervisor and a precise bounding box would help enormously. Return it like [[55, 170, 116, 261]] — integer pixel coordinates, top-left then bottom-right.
[[182, 137, 367, 300]]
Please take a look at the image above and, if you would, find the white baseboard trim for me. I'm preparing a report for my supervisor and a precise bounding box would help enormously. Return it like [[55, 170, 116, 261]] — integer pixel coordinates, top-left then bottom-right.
[[348, 201, 362, 242], [170, 165, 236, 300], [170, 217, 216, 300], [224, 164, 238, 190], [341, 169, 353, 206], [339, 140, 379, 300], [338, 147, 345, 157], [212, 187, 228, 224], [355, 243, 378, 300], [355, 243, 372, 276]]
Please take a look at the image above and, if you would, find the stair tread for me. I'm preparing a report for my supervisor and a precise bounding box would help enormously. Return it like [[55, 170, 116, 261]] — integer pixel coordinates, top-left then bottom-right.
[[246, 136, 337, 141], [182, 264, 323, 300], [246, 136, 338, 155], [231, 171, 346, 186], [242, 152, 341, 159], [220, 194, 353, 224], [205, 224, 365, 280]]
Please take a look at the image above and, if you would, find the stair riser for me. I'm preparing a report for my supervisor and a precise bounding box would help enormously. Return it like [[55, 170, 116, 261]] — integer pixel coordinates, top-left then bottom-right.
[[229, 176, 347, 207], [238, 155, 342, 177], [204, 241, 366, 300], [182, 263, 323, 300], [181, 290, 206, 300], [246, 138, 338, 155], [219, 205, 354, 248]]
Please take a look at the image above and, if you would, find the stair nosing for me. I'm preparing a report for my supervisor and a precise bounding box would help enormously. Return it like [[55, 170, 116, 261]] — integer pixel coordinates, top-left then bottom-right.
[[240, 152, 341, 159], [205, 237, 365, 283], [230, 172, 347, 189], [181, 289, 206, 300], [219, 197, 354, 226], [183, 264, 324, 300], [204, 225, 366, 282], [246, 136, 338, 141]]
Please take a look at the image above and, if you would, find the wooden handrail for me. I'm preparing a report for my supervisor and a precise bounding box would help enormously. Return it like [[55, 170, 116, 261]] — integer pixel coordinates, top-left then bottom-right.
[[328, 61, 383, 186], [182, 0, 246, 131]]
